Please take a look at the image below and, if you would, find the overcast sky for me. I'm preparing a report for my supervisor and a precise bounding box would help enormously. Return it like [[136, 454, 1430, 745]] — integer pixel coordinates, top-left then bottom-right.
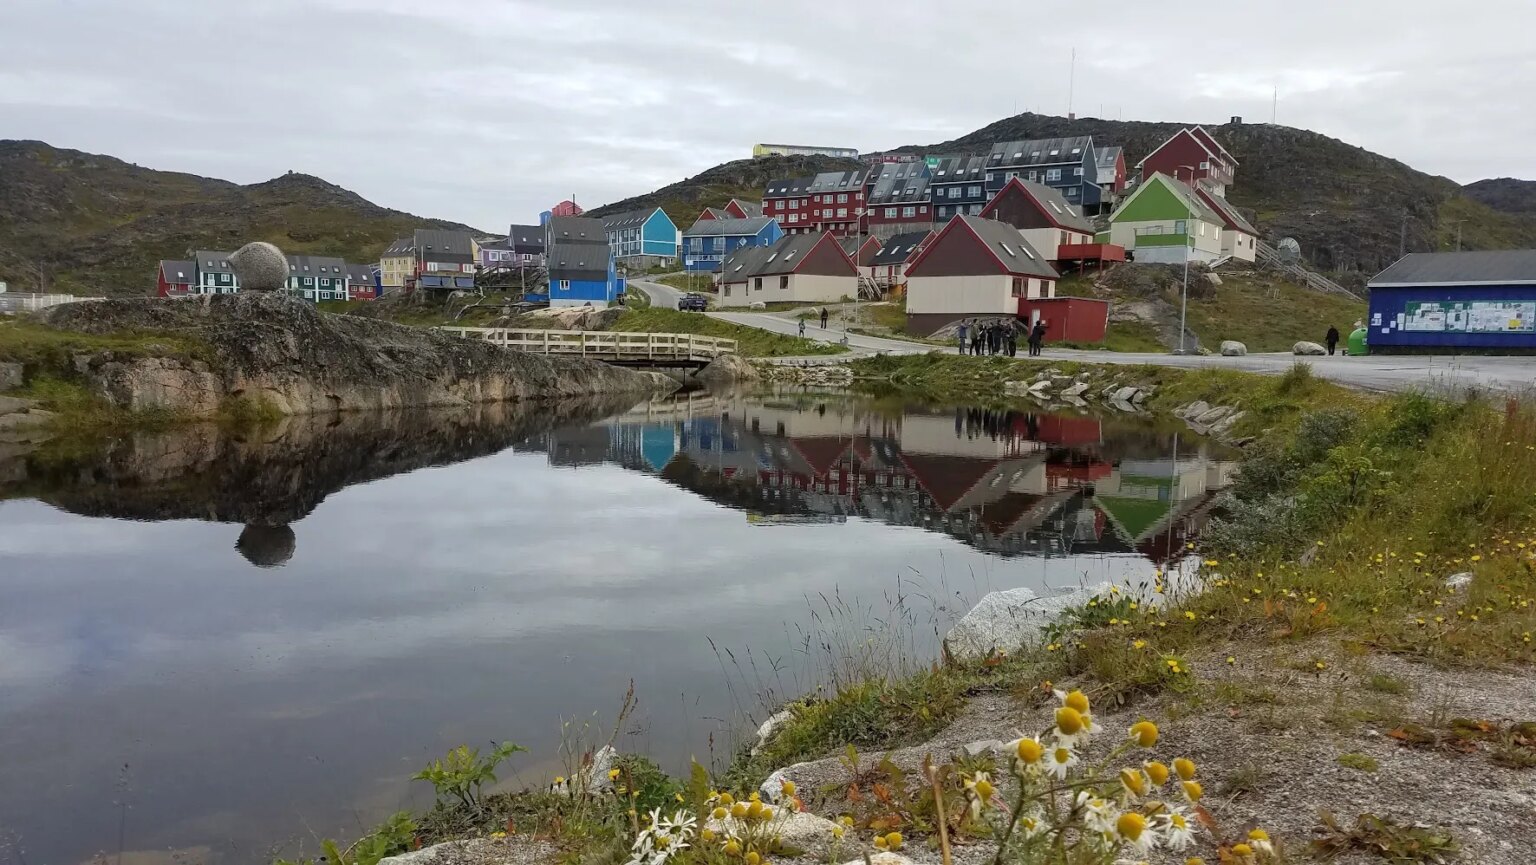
[[4, 0, 1534, 231]]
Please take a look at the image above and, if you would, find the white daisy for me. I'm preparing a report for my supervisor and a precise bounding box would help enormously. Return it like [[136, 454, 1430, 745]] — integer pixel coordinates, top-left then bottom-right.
[[1078, 792, 1117, 835], [1159, 807, 1195, 851], [1045, 744, 1079, 779]]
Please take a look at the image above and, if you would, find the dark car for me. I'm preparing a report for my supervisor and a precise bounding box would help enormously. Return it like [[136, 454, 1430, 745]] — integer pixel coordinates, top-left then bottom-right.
[[677, 293, 708, 312]]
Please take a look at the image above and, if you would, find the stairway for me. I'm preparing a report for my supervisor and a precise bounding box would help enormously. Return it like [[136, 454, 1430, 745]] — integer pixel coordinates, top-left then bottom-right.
[[1255, 241, 1359, 299]]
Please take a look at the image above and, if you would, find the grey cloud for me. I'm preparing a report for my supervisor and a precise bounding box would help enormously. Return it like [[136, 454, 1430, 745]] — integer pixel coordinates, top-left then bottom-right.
[[2, 0, 1533, 229]]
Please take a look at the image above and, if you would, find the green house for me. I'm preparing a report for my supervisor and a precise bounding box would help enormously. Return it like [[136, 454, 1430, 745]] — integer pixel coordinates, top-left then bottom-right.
[[1107, 173, 1226, 265], [285, 254, 349, 302]]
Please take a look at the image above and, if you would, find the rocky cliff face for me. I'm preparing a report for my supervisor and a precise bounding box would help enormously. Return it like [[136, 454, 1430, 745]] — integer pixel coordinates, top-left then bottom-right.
[[37, 294, 674, 415]]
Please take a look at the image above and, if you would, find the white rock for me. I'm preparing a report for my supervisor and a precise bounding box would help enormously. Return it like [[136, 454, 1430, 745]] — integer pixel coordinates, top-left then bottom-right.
[[839, 853, 916, 865], [1194, 406, 1233, 425], [751, 708, 794, 755], [1293, 341, 1327, 356], [228, 241, 289, 291], [963, 739, 1004, 757], [944, 584, 1112, 660], [380, 837, 556, 865], [1220, 340, 1248, 356], [1177, 400, 1210, 420], [749, 301, 767, 310], [706, 810, 843, 853], [1211, 411, 1246, 434], [587, 745, 617, 792], [1111, 386, 1141, 403], [1445, 572, 1474, 591], [1061, 382, 1090, 398]]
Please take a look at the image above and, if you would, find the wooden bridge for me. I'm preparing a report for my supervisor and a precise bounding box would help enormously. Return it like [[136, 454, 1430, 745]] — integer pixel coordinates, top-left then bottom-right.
[[439, 327, 737, 367]]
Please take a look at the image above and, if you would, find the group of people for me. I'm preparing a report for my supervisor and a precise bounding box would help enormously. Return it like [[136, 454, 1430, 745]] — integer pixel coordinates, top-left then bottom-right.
[[956, 319, 1049, 358]]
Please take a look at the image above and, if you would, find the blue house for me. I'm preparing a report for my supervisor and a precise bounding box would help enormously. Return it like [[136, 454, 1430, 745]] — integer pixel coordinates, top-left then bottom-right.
[[1366, 250, 1536, 352], [681, 216, 783, 272], [927, 155, 990, 223], [547, 216, 619, 307], [600, 207, 680, 268], [982, 136, 1101, 211]]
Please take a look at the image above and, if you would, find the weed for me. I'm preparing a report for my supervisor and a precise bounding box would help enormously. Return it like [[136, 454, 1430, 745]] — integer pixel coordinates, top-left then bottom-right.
[[1219, 762, 1268, 795], [609, 309, 846, 357], [413, 742, 527, 811], [1337, 752, 1380, 772], [1364, 673, 1411, 696], [1313, 810, 1457, 862]]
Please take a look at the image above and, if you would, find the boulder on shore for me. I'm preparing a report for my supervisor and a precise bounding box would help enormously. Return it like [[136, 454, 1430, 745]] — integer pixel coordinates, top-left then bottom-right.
[[944, 584, 1112, 659], [1293, 341, 1327, 356], [36, 294, 675, 416], [696, 353, 761, 384], [1220, 340, 1248, 356]]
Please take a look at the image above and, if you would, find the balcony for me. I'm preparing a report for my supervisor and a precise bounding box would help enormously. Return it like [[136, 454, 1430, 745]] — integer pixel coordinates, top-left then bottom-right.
[[1056, 243, 1126, 263], [1133, 233, 1190, 248]]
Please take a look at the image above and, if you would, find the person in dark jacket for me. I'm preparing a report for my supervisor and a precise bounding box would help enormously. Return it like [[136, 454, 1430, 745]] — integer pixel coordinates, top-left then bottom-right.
[[1030, 320, 1047, 356], [956, 321, 969, 355], [1005, 324, 1019, 357], [1325, 325, 1340, 355], [820, 307, 829, 329]]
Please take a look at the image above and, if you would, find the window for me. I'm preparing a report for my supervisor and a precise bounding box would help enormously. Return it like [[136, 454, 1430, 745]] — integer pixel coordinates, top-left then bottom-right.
[[919, 205, 928, 214], [1174, 220, 1187, 235], [724, 286, 731, 297], [1071, 147, 1082, 155], [788, 213, 799, 223], [1046, 169, 1062, 182], [967, 185, 981, 197], [837, 208, 847, 217], [823, 209, 833, 218], [885, 207, 898, 218], [837, 194, 847, 203], [1049, 149, 1060, 156], [1012, 277, 1025, 297], [754, 278, 763, 290], [1073, 167, 1083, 176], [558, 279, 571, 290], [938, 206, 948, 218], [985, 172, 995, 182], [790, 200, 799, 209], [902, 206, 916, 218], [999, 242, 1016, 257], [779, 275, 789, 289], [947, 187, 959, 199], [1200, 161, 1210, 170]]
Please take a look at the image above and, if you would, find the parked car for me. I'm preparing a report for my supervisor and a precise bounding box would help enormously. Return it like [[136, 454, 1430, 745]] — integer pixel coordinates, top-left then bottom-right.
[[677, 293, 708, 312]]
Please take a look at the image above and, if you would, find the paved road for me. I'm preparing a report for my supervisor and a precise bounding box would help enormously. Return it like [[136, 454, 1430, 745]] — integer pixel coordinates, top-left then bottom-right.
[[630, 280, 1536, 393]]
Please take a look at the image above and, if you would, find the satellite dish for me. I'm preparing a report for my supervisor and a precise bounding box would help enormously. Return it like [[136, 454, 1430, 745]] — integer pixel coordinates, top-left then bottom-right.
[[1277, 237, 1302, 265]]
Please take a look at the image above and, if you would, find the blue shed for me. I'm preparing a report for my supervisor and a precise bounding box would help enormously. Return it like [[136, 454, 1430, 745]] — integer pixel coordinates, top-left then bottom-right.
[[1366, 250, 1536, 352], [681, 216, 784, 272], [547, 216, 620, 307]]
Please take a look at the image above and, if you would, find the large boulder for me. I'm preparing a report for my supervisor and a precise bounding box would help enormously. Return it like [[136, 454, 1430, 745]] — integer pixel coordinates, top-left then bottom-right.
[[1293, 341, 1327, 356], [227, 242, 290, 291], [944, 584, 1112, 659], [1220, 340, 1247, 356], [0, 363, 21, 392], [696, 353, 761, 385]]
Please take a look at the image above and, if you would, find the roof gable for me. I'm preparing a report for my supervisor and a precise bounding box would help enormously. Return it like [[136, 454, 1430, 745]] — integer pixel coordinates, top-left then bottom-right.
[[871, 231, 932, 266], [1188, 126, 1238, 165], [684, 216, 775, 237], [986, 136, 1095, 169], [906, 216, 1058, 279], [1111, 173, 1222, 225], [1194, 186, 1257, 235], [752, 232, 857, 277], [980, 178, 1095, 233], [1136, 128, 1216, 168]]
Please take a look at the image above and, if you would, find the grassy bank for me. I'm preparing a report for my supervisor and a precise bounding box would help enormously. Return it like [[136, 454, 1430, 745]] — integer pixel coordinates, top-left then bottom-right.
[[610, 309, 846, 357]]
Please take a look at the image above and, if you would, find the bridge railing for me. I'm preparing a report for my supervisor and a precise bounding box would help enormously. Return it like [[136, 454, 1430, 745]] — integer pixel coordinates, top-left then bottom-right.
[[439, 327, 738, 361]]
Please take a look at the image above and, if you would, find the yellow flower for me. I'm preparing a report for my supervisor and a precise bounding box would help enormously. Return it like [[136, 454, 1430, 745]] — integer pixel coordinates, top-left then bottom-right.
[[1315, 661, 1327, 670], [781, 779, 797, 797], [745, 852, 761, 865], [1120, 768, 1148, 797], [884, 832, 904, 850], [712, 807, 728, 820], [609, 768, 621, 780], [831, 825, 844, 839], [746, 801, 765, 820], [1133, 639, 1148, 650], [1055, 706, 1087, 736], [1182, 780, 1204, 802], [1144, 761, 1170, 786], [1173, 758, 1197, 780], [1016, 737, 1044, 763], [723, 840, 741, 856], [1248, 829, 1271, 842], [838, 815, 855, 827], [873, 835, 888, 850], [1226, 656, 1237, 664], [1184, 611, 1197, 621], [973, 778, 995, 800], [730, 802, 748, 819], [1064, 689, 1091, 714], [700, 829, 716, 842], [553, 775, 566, 784], [1115, 811, 1148, 841], [489, 832, 507, 839], [718, 792, 734, 806], [675, 793, 685, 803], [1129, 720, 1159, 748], [1185, 859, 1206, 865], [1231, 843, 1253, 856]]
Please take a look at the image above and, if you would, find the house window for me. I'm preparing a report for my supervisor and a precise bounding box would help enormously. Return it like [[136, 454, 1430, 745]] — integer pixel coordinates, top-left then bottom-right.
[[919, 205, 928, 214], [788, 213, 799, 223], [1061, 230, 1070, 246], [1200, 161, 1210, 170], [985, 172, 995, 182], [1046, 169, 1062, 182], [837, 194, 847, 203], [938, 206, 948, 218], [790, 200, 799, 209], [1012, 277, 1025, 297], [1073, 167, 1083, 176], [837, 208, 847, 217], [967, 185, 981, 197], [885, 207, 898, 218], [558, 280, 571, 290], [902, 206, 916, 218], [1174, 220, 1187, 235], [779, 275, 789, 289], [754, 278, 763, 290]]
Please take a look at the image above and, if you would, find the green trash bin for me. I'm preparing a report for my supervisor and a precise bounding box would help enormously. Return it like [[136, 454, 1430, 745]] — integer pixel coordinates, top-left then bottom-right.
[[1346, 326, 1368, 356]]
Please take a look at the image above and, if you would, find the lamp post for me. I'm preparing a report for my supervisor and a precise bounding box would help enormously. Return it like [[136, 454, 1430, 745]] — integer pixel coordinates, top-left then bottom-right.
[[1175, 165, 1198, 355]]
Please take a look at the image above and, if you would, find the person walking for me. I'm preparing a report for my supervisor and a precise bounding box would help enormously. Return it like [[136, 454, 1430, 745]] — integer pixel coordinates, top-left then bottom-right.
[[820, 307, 829, 329], [1006, 323, 1018, 357], [1325, 325, 1340, 356], [956, 321, 969, 355], [1030, 320, 1047, 356], [971, 326, 983, 356], [798, 318, 806, 338]]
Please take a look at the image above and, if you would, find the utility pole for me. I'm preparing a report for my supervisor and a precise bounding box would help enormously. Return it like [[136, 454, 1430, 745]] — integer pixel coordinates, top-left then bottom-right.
[[1271, 85, 1278, 124], [1067, 47, 1076, 118], [1400, 212, 1408, 258]]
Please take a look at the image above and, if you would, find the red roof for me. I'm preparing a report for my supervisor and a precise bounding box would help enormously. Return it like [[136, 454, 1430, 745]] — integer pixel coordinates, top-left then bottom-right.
[[549, 200, 584, 217]]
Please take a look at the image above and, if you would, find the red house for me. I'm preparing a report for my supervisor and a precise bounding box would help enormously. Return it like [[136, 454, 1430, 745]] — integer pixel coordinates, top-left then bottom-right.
[[549, 199, 584, 218], [1136, 126, 1238, 197], [764, 169, 869, 236], [762, 176, 816, 233], [155, 259, 195, 297], [979, 178, 1105, 261], [839, 235, 881, 269]]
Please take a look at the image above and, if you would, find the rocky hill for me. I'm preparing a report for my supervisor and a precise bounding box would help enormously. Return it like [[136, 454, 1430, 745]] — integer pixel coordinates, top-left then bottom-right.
[[1464, 177, 1536, 216], [587, 154, 863, 228], [0, 141, 477, 297]]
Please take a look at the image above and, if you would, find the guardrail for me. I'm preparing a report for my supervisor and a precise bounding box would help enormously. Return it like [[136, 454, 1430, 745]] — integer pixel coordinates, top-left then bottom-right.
[[438, 327, 738, 363], [0, 293, 103, 314]]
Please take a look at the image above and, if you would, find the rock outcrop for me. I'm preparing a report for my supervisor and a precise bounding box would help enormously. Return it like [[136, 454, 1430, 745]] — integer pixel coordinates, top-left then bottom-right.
[[696, 353, 761, 385], [37, 294, 673, 415], [1293, 341, 1327, 356], [943, 584, 1112, 660]]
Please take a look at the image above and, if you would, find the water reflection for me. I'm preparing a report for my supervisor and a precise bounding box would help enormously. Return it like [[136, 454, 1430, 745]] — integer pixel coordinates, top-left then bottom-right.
[[0, 389, 1234, 865]]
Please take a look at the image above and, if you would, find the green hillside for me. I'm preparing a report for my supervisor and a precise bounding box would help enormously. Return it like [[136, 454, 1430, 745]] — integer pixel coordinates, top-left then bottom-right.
[[0, 141, 478, 297]]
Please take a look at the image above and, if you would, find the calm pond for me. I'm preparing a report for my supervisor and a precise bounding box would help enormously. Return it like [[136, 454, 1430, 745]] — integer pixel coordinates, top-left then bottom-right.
[[0, 389, 1235, 865]]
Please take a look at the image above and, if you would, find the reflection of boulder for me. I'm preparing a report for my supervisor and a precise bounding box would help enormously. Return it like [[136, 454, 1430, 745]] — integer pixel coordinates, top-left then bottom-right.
[[236, 524, 296, 568]]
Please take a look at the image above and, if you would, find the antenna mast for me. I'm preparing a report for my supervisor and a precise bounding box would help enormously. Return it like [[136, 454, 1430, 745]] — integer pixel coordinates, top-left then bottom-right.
[[1067, 48, 1076, 119]]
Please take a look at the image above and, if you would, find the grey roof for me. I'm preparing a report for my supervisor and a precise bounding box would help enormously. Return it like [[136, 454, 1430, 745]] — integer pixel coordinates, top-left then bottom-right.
[[867, 168, 931, 205], [871, 232, 931, 266], [547, 216, 612, 282], [479, 238, 512, 251], [382, 237, 414, 258], [601, 208, 660, 230], [1195, 186, 1258, 235], [414, 229, 475, 262], [286, 254, 348, 277], [952, 216, 1060, 279], [702, 207, 733, 220], [193, 250, 236, 273], [985, 136, 1094, 169], [508, 223, 545, 253], [1095, 146, 1123, 173], [729, 199, 763, 218], [1369, 250, 1536, 286], [346, 264, 375, 284], [160, 259, 195, 282], [929, 155, 988, 185], [683, 216, 776, 237], [764, 176, 815, 197], [719, 245, 775, 283], [1011, 180, 1096, 232], [806, 169, 869, 193], [728, 233, 851, 279]]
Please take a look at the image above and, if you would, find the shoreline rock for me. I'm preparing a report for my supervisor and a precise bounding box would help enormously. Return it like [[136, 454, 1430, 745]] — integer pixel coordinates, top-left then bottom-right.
[[36, 294, 675, 416]]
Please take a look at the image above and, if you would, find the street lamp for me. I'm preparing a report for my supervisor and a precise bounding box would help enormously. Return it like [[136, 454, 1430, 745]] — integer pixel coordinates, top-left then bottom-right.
[[1176, 165, 1197, 355]]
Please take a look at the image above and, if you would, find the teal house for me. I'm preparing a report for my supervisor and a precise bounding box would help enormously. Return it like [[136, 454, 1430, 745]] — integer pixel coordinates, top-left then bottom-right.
[[600, 207, 679, 268]]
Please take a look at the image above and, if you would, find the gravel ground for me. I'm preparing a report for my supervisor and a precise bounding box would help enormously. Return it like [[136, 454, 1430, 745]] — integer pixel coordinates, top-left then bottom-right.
[[761, 641, 1536, 865]]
